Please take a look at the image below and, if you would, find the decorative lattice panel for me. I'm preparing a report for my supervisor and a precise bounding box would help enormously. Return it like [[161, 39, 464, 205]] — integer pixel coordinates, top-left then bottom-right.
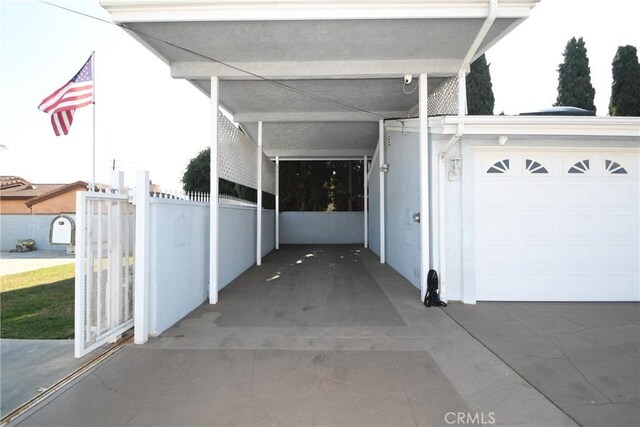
[[262, 155, 276, 195], [217, 112, 276, 195], [218, 112, 258, 190], [427, 76, 459, 116]]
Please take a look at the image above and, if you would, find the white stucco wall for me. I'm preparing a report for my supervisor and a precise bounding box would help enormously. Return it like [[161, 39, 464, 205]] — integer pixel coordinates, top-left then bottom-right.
[[148, 200, 209, 336], [0, 214, 76, 252], [262, 209, 275, 257], [219, 206, 275, 289], [148, 202, 275, 335], [280, 211, 364, 244]]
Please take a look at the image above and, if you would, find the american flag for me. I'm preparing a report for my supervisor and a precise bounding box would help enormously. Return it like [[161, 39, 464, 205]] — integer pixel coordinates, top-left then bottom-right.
[[38, 54, 93, 136]]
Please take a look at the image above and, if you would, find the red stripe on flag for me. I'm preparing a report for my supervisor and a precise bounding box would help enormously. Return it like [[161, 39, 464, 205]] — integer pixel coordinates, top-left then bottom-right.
[[38, 54, 93, 136], [51, 110, 75, 136]]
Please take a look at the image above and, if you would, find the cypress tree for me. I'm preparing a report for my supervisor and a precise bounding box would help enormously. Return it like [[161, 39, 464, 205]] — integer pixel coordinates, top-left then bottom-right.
[[466, 54, 495, 115], [609, 45, 640, 116], [555, 37, 596, 111]]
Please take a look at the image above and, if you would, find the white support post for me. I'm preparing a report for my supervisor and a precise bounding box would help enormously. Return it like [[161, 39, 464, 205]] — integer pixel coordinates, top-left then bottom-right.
[[257, 121, 263, 265], [275, 155, 280, 250], [134, 170, 150, 345], [74, 191, 86, 358], [419, 73, 430, 302], [363, 155, 368, 248], [210, 76, 219, 304], [379, 120, 385, 264], [108, 170, 125, 337]]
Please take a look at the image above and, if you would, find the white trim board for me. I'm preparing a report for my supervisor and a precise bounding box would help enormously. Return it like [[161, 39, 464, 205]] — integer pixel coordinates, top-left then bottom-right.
[[101, 0, 538, 23], [428, 116, 640, 137]]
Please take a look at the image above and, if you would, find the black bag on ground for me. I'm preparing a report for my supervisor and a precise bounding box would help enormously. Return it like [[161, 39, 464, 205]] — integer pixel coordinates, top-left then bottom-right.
[[424, 269, 447, 307]]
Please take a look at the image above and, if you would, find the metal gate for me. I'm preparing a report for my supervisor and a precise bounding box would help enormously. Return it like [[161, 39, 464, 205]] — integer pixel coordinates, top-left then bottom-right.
[[74, 191, 135, 358]]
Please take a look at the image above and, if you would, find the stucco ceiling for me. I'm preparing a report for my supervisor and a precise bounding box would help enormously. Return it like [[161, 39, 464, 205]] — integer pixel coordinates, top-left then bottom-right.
[[126, 19, 499, 63], [191, 78, 445, 122]]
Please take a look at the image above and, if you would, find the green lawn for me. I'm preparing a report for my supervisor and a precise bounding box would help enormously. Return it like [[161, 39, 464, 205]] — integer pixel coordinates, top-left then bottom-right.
[[1, 264, 75, 339]]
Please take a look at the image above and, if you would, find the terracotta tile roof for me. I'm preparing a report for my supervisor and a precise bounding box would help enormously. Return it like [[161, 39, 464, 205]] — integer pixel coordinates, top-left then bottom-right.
[[0, 183, 68, 199], [25, 181, 88, 207], [0, 176, 30, 189]]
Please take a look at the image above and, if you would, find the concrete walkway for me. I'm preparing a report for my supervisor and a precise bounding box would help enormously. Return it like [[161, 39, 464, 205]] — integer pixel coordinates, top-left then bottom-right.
[[14, 246, 576, 426], [446, 302, 640, 427], [0, 251, 73, 276]]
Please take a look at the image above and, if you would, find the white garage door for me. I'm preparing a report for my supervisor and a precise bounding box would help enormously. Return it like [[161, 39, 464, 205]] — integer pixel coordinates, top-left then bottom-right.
[[475, 149, 639, 301]]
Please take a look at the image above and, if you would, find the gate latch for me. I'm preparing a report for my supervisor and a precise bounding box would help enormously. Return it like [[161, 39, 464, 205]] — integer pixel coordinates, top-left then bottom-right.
[[412, 212, 421, 223]]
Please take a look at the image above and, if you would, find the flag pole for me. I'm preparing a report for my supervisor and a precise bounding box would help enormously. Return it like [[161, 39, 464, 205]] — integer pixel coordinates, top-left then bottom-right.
[[91, 51, 96, 191]]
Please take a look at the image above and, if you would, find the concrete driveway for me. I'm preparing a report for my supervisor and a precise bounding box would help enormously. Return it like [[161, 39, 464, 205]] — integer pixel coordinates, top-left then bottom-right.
[[445, 302, 640, 427], [10, 246, 575, 426], [12, 246, 577, 426]]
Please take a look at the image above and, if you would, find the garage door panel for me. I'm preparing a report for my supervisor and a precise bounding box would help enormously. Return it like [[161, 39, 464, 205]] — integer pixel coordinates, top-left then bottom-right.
[[475, 149, 639, 302], [564, 245, 595, 269], [563, 185, 594, 207], [602, 275, 640, 300], [523, 213, 556, 238], [602, 185, 634, 207], [523, 184, 560, 207], [476, 274, 515, 300], [477, 184, 520, 207], [603, 244, 638, 269], [523, 244, 559, 268], [563, 215, 595, 237], [563, 275, 594, 299], [477, 212, 519, 238], [523, 275, 556, 299], [603, 214, 636, 236], [478, 243, 520, 269]]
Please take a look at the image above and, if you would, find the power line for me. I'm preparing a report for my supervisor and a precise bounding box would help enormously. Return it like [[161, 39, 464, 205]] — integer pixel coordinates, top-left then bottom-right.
[[37, 0, 387, 120]]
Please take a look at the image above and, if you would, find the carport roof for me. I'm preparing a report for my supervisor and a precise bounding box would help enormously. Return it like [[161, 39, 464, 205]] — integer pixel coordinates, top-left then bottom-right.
[[100, 0, 539, 157]]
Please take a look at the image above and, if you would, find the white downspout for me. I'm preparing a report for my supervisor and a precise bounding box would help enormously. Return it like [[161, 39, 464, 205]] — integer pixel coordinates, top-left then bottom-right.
[[438, 0, 497, 301]]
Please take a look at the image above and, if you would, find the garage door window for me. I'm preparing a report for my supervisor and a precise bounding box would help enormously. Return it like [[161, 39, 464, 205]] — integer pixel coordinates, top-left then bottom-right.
[[568, 159, 590, 174], [486, 159, 510, 174], [605, 160, 628, 175], [525, 159, 549, 174]]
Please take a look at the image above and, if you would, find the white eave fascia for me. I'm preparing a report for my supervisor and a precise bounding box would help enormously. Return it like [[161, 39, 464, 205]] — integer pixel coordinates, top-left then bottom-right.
[[427, 115, 640, 138], [99, 0, 539, 23]]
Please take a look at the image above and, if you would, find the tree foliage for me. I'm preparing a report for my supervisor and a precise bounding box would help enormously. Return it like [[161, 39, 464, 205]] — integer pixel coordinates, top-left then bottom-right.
[[555, 37, 596, 111], [182, 147, 273, 208], [466, 54, 495, 115], [279, 162, 331, 211], [182, 147, 210, 193], [609, 45, 640, 116], [182, 150, 363, 211]]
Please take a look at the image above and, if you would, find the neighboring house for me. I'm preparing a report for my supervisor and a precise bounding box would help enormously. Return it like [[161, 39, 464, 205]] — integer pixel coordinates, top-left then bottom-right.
[[0, 177, 89, 251], [0, 176, 88, 214]]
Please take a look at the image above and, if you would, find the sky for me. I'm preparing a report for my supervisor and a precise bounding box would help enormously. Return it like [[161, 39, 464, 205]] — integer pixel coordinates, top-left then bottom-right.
[[1, 0, 638, 189]]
